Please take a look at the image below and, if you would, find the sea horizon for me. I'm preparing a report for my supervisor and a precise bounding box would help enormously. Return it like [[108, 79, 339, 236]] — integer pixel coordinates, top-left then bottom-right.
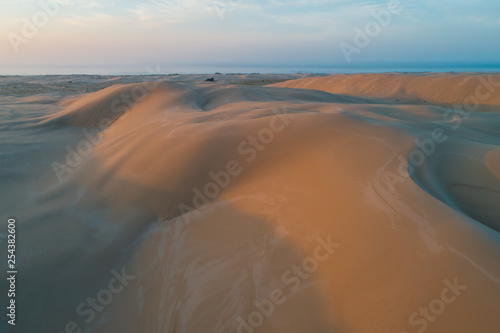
[[2, 64, 500, 76]]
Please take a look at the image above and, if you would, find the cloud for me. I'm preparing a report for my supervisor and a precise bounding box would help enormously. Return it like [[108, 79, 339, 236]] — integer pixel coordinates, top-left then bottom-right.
[[59, 12, 121, 27], [126, 0, 218, 24]]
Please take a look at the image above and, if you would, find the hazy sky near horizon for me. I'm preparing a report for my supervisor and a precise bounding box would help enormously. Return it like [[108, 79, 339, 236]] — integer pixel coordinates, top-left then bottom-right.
[[1, 0, 499, 71]]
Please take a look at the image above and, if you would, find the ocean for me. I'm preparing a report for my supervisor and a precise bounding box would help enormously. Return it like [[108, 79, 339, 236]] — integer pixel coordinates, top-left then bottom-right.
[[2, 64, 500, 76]]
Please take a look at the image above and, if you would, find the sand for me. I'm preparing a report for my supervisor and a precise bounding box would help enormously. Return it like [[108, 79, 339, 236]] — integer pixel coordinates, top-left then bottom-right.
[[1, 73, 500, 333]]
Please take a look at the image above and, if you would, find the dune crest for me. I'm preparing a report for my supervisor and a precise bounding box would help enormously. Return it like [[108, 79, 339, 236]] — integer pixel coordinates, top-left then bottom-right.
[[271, 73, 500, 108], [2, 74, 500, 333]]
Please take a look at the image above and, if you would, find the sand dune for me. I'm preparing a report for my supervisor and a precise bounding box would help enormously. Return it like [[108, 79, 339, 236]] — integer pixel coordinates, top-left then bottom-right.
[[271, 73, 500, 109], [1, 73, 500, 333]]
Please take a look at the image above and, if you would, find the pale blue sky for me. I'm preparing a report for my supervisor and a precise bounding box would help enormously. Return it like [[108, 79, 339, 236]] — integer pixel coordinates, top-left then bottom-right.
[[1, 0, 499, 72]]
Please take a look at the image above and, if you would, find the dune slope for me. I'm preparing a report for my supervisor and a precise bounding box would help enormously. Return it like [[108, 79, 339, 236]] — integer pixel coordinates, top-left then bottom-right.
[[1, 74, 500, 333]]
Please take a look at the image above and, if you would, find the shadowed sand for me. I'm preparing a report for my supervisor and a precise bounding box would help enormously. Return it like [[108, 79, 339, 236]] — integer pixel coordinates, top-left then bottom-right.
[[1, 73, 500, 333]]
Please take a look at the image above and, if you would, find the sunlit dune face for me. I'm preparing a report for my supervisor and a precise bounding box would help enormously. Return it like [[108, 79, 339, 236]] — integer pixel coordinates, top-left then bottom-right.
[[3, 67, 500, 333]]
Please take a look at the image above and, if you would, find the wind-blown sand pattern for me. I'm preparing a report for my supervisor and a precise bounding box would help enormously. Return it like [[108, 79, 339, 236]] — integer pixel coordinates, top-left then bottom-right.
[[1, 73, 500, 333]]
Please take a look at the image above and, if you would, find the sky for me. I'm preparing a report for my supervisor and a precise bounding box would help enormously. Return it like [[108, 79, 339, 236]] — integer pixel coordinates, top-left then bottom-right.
[[0, 0, 499, 73]]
